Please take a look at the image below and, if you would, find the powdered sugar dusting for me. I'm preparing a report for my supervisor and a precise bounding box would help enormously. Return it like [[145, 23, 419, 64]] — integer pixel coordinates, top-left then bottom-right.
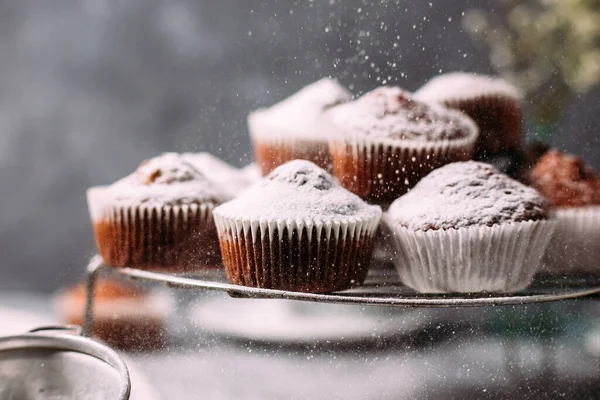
[[242, 163, 262, 184], [249, 78, 352, 141], [415, 72, 522, 103], [182, 152, 254, 197], [387, 161, 548, 231], [325, 86, 478, 142], [96, 153, 227, 209], [214, 160, 381, 223]]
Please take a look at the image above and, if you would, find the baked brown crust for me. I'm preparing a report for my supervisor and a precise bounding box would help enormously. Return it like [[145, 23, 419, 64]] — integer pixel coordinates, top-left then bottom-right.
[[529, 150, 600, 208]]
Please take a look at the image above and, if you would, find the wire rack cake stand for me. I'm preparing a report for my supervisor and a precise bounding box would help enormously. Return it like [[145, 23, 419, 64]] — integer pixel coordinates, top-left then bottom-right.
[[81, 256, 600, 337]]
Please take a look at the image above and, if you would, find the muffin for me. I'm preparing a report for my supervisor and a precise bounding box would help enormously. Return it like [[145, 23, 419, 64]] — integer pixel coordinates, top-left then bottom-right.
[[249, 78, 352, 175], [55, 278, 170, 351], [242, 162, 262, 185], [87, 153, 228, 272], [213, 160, 382, 293], [384, 161, 554, 293], [182, 152, 255, 197], [415, 72, 523, 160], [529, 150, 600, 274], [325, 86, 478, 203]]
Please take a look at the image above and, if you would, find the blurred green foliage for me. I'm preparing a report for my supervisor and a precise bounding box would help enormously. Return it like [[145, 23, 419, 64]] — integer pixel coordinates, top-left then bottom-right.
[[463, 0, 600, 131]]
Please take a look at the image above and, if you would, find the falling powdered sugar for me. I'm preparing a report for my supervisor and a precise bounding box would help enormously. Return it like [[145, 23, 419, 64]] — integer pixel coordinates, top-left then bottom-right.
[[325, 86, 478, 142], [387, 161, 548, 231]]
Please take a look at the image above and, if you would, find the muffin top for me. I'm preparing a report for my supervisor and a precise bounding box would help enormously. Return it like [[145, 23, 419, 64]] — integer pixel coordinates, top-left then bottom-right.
[[387, 161, 548, 231], [415, 72, 522, 102], [93, 153, 227, 208], [249, 78, 352, 140], [214, 160, 381, 224], [529, 150, 600, 208], [325, 86, 478, 143], [182, 152, 254, 197]]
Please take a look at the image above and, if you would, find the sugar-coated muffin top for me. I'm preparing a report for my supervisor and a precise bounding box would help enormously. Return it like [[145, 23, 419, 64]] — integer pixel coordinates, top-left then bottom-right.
[[325, 86, 478, 143], [387, 161, 548, 231], [415, 72, 522, 102], [214, 160, 381, 224], [249, 78, 352, 140], [529, 150, 600, 208], [182, 152, 254, 197], [91, 153, 227, 209]]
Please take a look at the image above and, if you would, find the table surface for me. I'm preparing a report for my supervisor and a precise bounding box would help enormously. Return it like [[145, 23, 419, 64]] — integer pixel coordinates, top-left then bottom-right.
[[1, 291, 599, 400]]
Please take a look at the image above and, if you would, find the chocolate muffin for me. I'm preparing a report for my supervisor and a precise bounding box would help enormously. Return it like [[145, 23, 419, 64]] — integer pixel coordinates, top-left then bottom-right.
[[415, 72, 523, 160], [325, 86, 478, 203], [384, 161, 554, 293], [529, 150, 600, 274], [55, 278, 171, 351], [87, 153, 228, 271], [249, 78, 352, 175], [213, 160, 382, 293]]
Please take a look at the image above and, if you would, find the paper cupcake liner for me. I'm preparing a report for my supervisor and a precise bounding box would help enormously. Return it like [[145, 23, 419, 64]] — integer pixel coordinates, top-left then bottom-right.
[[443, 95, 522, 159], [252, 137, 331, 175], [384, 219, 555, 293], [213, 215, 380, 293], [542, 207, 600, 275], [88, 191, 221, 271], [329, 135, 475, 202]]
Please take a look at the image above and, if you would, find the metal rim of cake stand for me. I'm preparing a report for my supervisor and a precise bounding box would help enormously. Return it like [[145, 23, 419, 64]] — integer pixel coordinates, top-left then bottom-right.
[[82, 256, 600, 337]]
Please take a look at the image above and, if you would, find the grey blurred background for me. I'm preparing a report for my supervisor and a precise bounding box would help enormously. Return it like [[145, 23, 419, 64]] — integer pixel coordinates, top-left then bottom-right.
[[1, 0, 598, 291]]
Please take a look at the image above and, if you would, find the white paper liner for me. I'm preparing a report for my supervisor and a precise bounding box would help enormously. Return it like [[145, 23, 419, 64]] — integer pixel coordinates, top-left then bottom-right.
[[542, 207, 600, 275], [213, 212, 381, 292], [384, 219, 556, 293], [87, 188, 219, 269], [328, 133, 476, 201]]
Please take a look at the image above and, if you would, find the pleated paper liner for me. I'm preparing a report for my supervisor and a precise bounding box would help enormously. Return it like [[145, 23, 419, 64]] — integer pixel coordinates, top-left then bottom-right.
[[214, 215, 380, 293], [443, 95, 522, 160], [542, 206, 600, 275], [251, 137, 332, 175], [90, 201, 222, 272], [384, 219, 556, 293], [329, 135, 476, 202]]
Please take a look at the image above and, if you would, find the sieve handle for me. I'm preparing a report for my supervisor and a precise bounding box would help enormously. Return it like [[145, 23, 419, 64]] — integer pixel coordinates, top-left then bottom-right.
[[28, 325, 83, 336]]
